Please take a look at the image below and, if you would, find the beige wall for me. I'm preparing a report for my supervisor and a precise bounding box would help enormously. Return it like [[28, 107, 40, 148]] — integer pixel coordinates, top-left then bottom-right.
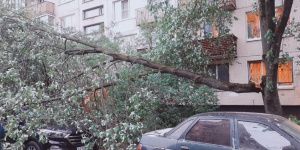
[[218, 0, 300, 106]]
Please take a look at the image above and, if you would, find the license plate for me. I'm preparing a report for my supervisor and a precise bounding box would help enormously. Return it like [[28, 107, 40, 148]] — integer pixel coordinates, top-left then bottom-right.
[[77, 146, 86, 150]]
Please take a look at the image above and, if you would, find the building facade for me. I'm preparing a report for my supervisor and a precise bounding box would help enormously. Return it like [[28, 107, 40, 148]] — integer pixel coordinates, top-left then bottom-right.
[[16, 0, 300, 114]]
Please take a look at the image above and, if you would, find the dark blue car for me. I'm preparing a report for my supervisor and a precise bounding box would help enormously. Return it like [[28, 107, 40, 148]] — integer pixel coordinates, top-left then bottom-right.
[[138, 112, 300, 150]]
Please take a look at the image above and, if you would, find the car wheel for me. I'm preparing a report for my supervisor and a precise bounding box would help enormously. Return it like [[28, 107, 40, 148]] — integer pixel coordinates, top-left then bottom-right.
[[25, 141, 43, 150]]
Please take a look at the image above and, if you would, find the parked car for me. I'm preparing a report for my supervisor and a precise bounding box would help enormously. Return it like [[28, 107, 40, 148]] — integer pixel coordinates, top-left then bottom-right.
[[138, 112, 300, 150], [6, 123, 87, 150]]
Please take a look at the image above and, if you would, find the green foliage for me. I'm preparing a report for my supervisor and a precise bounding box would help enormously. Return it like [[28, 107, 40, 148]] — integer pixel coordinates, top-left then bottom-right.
[[266, 50, 274, 61], [265, 29, 275, 44], [266, 81, 274, 92], [0, 2, 219, 149], [289, 115, 300, 125], [143, 0, 235, 72]]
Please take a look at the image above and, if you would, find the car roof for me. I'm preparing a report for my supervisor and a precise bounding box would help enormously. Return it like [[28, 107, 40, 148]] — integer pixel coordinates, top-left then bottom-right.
[[193, 112, 288, 123]]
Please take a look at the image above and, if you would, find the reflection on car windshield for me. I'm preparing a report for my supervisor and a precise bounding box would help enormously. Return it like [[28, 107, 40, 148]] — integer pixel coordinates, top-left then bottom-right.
[[238, 121, 291, 150], [277, 119, 300, 143]]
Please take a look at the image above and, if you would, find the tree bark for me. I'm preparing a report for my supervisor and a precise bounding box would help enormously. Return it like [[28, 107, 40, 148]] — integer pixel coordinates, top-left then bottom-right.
[[65, 49, 261, 93], [259, 0, 293, 115]]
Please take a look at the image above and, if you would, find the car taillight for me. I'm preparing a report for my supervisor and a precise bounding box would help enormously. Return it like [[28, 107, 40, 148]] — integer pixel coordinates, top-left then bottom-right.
[[137, 144, 142, 150]]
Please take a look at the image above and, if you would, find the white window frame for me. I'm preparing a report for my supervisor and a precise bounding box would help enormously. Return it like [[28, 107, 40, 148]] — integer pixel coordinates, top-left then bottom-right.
[[59, 0, 73, 5], [246, 11, 261, 41], [60, 14, 75, 28], [121, 0, 129, 19], [83, 0, 93, 3], [84, 23, 104, 35], [83, 6, 103, 19]]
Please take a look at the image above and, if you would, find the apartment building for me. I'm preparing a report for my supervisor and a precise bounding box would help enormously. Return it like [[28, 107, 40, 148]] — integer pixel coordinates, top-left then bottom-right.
[[13, 0, 300, 114]]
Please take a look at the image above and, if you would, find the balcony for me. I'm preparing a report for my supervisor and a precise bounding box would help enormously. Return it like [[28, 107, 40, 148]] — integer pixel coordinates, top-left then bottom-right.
[[27, 1, 55, 18], [136, 7, 155, 26], [199, 34, 237, 60], [218, 0, 236, 11]]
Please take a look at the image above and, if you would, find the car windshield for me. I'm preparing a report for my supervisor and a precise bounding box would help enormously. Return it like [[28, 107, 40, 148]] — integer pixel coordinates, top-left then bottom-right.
[[276, 119, 300, 143]]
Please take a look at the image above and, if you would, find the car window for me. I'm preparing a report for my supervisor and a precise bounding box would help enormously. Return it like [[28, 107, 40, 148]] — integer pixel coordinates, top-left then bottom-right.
[[238, 121, 292, 150], [168, 119, 194, 139], [185, 119, 231, 147]]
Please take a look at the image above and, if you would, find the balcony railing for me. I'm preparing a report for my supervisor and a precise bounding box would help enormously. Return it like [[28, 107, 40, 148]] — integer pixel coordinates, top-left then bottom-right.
[[27, 1, 55, 18], [199, 34, 237, 60], [218, 0, 236, 11]]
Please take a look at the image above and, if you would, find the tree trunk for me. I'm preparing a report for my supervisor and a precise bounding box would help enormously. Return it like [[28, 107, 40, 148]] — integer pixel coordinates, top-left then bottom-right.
[[259, 0, 293, 115], [261, 65, 283, 115]]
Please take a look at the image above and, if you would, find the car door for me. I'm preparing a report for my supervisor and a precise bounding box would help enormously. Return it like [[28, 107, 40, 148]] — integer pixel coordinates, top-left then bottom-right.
[[176, 117, 234, 150], [235, 119, 297, 150]]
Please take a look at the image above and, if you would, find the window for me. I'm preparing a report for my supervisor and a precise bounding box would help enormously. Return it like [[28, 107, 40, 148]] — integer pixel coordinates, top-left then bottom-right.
[[276, 7, 290, 25], [207, 63, 229, 82], [59, 0, 73, 4], [83, 6, 103, 19], [83, 0, 93, 3], [249, 61, 266, 84], [84, 23, 104, 34], [121, 0, 129, 19], [204, 23, 218, 38], [247, 8, 289, 40], [148, 0, 167, 4], [278, 61, 293, 85], [60, 15, 75, 28], [238, 121, 292, 150], [114, 0, 129, 21], [247, 12, 261, 39], [248, 61, 293, 86], [39, 15, 54, 25], [169, 119, 194, 139], [185, 119, 231, 147]]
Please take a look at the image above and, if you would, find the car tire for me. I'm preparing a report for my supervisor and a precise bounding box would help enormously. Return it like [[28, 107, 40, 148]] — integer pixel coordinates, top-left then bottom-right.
[[24, 141, 43, 150]]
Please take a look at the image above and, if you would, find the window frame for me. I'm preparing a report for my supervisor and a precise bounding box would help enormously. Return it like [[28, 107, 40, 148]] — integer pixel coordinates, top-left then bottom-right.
[[248, 60, 293, 88], [182, 117, 234, 148], [207, 63, 229, 82], [59, 0, 74, 5], [235, 119, 295, 150], [277, 61, 293, 87], [167, 118, 196, 139], [84, 23, 104, 35], [83, 6, 103, 20], [83, 0, 93, 3], [246, 11, 261, 41], [60, 14, 75, 28], [121, 0, 129, 19]]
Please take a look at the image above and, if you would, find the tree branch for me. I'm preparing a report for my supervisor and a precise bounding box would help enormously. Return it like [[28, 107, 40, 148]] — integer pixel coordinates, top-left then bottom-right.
[[7, 18, 261, 94], [275, 0, 293, 37], [65, 49, 260, 93]]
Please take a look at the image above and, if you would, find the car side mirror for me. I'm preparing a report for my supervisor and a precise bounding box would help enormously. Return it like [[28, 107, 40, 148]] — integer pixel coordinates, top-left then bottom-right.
[[282, 145, 296, 150]]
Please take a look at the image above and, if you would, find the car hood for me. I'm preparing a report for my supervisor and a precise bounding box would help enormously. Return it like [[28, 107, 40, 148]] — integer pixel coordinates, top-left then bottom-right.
[[144, 128, 173, 137]]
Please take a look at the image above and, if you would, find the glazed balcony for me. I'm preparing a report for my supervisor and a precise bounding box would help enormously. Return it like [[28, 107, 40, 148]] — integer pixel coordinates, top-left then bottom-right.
[[27, 1, 55, 18], [199, 34, 237, 60]]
